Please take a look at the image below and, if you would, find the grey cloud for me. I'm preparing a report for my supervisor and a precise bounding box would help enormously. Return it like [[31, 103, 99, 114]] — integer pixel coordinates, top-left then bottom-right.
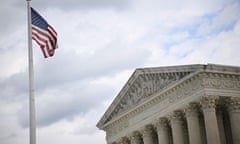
[[0, 0, 25, 35], [15, 0, 132, 11], [34, 41, 151, 91], [9, 40, 151, 127], [0, 39, 150, 101], [0, 73, 28, 101], [0, 39, 151, 127], [18, 79, 114, 127]]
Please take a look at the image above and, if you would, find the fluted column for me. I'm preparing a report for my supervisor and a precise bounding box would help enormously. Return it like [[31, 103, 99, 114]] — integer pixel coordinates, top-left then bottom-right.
[[228, 97, 240, 144], [170, 111, 185, 144], [130, 131, 142, 144], [142, 125, 155, 144], [185, 102, 202, 144], [156, 117, 169, 144], [201, 96, 220, 144]]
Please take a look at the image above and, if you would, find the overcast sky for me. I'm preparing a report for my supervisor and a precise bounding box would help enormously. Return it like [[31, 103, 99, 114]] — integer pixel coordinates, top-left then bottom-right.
[[0, 0, 240, 144]]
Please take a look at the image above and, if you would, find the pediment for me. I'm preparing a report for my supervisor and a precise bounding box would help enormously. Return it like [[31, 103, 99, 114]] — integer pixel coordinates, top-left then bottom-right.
[[97, 65, 206, 128]]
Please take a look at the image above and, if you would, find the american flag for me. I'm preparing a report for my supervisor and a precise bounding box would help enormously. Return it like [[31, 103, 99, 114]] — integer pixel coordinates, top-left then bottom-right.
[[31, 7, 58, 58]]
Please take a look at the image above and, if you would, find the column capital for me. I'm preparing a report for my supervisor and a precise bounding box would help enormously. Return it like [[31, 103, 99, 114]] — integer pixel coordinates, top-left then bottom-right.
[[130, 131, 142, 144], [170, 110, 183, 121], [185, 102, 200, 117], [200, 96, 218, 110], [141, 124, 155, 144], [130, 131, 141, 139], [227, 97, 240, 112], [156, 117, 169, 131], [142, 124, 154, 137], [131, 131, 141, 136]]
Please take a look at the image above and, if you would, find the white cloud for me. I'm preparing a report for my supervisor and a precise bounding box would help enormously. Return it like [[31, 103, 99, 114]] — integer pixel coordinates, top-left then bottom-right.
[[198, 2, 240, 36]]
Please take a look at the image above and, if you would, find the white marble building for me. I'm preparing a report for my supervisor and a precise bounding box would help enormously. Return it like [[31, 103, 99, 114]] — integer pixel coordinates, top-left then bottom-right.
[[97, 64, 240, 144]]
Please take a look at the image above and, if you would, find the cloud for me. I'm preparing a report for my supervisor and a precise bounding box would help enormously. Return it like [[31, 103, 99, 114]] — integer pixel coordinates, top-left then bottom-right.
[[17, 70, 133, 127], [38, 117, 106, 144], [0, 0, 25, 36], [14, 0, 133, 11], [197, 1, 240, 36]]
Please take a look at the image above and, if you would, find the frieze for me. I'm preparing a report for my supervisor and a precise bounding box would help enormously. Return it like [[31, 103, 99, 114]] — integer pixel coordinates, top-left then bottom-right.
[[168, 73, 240, 104], [201, 73, 240, 89]]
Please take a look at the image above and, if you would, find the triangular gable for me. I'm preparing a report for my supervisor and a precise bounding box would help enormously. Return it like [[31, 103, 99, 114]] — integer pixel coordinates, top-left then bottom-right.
[[97, 64, 206, 128]]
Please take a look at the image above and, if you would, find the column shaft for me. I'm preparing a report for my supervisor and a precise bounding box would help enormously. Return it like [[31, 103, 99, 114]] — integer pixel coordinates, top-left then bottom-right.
[[201, 96, 220, 144], [228, 97, 240, 144], [185, 103, 202, 144], [156, 118, 169, 144], [170, 111, 185, 144]]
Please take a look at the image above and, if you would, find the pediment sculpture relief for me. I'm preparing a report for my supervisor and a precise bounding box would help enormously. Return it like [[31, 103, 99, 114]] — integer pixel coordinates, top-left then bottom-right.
[[105, 71, 191, 123]]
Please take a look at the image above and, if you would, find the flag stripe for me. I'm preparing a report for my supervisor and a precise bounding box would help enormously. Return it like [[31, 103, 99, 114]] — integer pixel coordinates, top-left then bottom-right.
[[32, 33, 51, 57], [32, 28, 55, 58], [32, 37, 47, 57], [48, 25, 57, 36], [31, 7, 58, 58], [32, 30, 53, 56], [32, 26, 56, 50]]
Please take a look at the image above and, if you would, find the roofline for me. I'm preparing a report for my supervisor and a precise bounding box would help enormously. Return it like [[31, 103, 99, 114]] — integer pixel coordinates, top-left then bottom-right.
[[97, 63, 240, 129]]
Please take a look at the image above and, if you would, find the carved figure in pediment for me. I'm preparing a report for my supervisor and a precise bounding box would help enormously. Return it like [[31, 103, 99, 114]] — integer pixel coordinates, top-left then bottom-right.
[[106, 72, 191, 122]]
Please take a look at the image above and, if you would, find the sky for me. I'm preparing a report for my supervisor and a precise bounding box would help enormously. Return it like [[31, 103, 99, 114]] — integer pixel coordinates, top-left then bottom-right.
[[0, 0, 240, 144]]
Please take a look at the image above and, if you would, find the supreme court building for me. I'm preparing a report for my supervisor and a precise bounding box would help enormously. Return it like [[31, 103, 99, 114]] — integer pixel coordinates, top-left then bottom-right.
[[97, 64, 240, 144]]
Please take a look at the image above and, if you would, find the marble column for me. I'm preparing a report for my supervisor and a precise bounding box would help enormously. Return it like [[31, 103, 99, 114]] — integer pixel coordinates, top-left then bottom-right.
[[228, 97, 240, 144], [170, 111, 185, 144], [142, 125, 155, 144], [201, 96, 220, 144], [185, 102, 202, 144], [156, 117, 169, 144], [130, 131, 142, 144]]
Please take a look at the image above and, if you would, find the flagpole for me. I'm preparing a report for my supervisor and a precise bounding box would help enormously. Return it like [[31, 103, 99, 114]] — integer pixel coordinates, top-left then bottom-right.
[[27, 0, 36, 144]]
